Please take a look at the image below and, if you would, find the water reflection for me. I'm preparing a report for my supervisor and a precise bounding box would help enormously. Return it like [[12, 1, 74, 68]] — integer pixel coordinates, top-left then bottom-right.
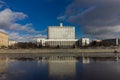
[[0, 58, 8, 80], [0, 58, 119, 80], [80, 61, 120, 80], [48, 60, 76, 80]]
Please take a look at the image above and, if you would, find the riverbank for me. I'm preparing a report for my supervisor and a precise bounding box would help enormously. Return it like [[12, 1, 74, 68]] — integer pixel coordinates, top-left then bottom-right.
[[0, 48, 119, 53]]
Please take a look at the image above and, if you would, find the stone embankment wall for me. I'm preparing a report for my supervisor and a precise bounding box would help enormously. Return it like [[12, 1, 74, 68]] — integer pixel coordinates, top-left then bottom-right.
[[0, 49, 118, 53]]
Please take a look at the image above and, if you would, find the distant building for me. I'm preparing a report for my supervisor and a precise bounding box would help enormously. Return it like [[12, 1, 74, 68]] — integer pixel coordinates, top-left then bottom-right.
[[0, 31, 8, 48], [8, 40, 17, 46], [90, 39, 102, 47], [36, 38, 46, 46], [93, 39, 102, 43], [102, 38, 120, 46], [78, 38, 90, 46]]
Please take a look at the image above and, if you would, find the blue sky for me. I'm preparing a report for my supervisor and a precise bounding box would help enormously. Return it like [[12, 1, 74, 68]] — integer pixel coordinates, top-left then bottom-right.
[[0, 0, 120, 41], [0, 0, 84, 41]]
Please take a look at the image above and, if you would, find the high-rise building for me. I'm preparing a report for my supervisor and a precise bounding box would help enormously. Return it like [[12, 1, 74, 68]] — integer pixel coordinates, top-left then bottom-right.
[[48, 23, 75, 39], [46, 23, 77, 47]]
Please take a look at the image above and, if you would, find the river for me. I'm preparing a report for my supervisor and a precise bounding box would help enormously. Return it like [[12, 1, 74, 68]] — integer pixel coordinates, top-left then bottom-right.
[[0, 58, 120, 80]]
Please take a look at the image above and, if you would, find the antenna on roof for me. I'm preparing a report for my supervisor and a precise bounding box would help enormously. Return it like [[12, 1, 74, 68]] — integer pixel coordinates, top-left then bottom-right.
[[60, 23, 63, 27]]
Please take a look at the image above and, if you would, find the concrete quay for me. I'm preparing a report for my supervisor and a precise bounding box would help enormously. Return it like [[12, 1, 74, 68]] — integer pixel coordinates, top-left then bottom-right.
[[0, 49, 119, 62], [0, 48, 119, 54], [0, 49, 120, 59]]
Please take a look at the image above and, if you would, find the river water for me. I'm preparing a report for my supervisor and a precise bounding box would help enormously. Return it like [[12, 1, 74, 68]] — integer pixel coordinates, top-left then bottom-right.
[[0, 59, 120, 80]]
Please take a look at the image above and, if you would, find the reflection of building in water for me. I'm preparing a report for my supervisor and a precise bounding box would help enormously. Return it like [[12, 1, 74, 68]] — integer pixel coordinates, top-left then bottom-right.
[[0, 59, 8, 74], [48, 60, 76, 80], [48, 56, 77, 62]]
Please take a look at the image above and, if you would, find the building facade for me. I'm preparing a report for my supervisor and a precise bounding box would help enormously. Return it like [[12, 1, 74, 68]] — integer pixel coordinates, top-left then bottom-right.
[[47, 23, 77, 47], [78, 38, 90, 46], [35, 38, 46, 47], [0, 31, 8, 48], [45, 39, 78, 47], [48, 23, 75, 39], [8, 40, 17, 46]]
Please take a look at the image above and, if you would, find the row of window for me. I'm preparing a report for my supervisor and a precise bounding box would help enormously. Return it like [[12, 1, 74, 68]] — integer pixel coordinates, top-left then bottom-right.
[[46, 41, 76, 46]]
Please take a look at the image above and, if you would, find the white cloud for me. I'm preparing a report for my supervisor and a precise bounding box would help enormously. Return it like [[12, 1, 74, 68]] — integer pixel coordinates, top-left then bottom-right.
[[0, 8, 32, 31], [9, 32, 47, 42], [9, 32, 32, 42], [57, 16, 66, 20]]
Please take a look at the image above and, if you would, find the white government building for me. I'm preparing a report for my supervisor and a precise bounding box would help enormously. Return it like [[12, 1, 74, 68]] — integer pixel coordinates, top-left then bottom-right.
[[48, 23, 75, 39], [34, 23, 90, 47]]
